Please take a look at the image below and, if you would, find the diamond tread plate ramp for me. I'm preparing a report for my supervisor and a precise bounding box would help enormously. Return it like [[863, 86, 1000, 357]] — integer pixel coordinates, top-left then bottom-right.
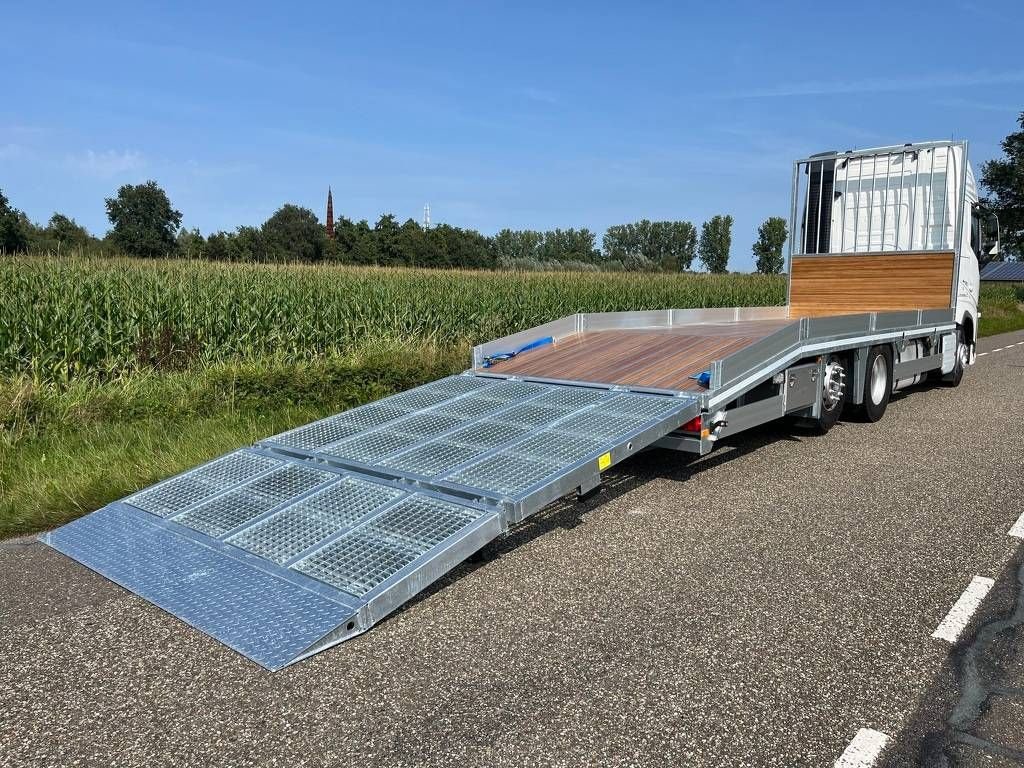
[[45, 375, 699, 669], [46, 503, 358, 671]]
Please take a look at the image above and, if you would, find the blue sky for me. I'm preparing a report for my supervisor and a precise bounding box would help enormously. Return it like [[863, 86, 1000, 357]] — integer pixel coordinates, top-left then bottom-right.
[[2, 0, 1022, 270]]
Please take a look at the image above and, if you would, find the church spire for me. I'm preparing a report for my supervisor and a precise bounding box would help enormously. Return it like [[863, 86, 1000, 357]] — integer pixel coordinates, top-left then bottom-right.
[[326, 187, 335, 239]]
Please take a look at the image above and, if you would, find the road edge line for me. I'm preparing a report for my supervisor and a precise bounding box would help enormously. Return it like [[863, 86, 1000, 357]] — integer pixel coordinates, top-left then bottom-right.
[[931, 575, 995, 644], [1009, 511, 1024, 540], [835, 728, 890, 767]]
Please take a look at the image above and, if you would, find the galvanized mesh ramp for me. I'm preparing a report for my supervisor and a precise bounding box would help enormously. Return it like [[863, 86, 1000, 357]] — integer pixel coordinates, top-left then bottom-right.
[[44, 374, 699, 669]]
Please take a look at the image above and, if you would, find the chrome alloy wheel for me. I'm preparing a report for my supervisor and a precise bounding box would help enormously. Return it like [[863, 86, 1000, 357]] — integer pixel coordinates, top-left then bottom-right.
[[868, 353, 888, 405], [957, 337, 970, 368], [822, 356, 846, 410]]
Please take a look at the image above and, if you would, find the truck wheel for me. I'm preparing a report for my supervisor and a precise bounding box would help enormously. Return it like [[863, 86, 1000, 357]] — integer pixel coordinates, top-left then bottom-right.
[[814, 354, 846, 434], [861, 346, 893, 422], [942, 328, 967, 387]]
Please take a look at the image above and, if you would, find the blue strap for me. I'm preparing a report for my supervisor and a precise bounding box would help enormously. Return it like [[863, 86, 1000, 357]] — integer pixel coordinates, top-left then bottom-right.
[[688, 370, 712, 388], [482, 336, 554, 368]]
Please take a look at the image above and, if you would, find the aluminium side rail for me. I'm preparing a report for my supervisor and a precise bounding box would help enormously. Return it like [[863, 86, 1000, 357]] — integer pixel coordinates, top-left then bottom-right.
[[706, 308, 955, 409], [478, 306, 958, 454], [471, 306, 790, 370]]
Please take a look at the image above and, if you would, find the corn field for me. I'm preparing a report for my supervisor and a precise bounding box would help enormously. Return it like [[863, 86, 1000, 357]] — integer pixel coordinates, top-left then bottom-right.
[[1, 255, 787, 382]]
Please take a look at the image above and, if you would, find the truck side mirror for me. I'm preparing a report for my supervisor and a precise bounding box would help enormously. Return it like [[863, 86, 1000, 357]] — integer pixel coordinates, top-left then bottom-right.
[[981, 210, 1000, 262]]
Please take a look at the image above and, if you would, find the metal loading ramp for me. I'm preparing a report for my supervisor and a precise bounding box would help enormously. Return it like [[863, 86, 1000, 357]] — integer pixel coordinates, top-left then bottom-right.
[[44, 374, 700, 670]]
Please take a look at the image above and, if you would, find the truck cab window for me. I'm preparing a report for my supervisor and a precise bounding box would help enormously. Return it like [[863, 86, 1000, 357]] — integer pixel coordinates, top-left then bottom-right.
[[970, 205, 982, 256]]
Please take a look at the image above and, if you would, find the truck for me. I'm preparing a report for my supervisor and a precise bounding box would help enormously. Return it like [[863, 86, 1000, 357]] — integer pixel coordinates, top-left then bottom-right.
[[44, 140, 1001, 670]]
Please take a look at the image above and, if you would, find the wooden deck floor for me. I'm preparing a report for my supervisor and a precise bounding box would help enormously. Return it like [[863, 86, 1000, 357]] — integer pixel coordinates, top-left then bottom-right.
[[480, 319, 794, 391]]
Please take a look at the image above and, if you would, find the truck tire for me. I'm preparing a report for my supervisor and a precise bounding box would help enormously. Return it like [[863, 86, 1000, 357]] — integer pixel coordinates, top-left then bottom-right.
[[942, 328, 967, 387], [814, 354, 846, 434], [861, 345, 893, 422]]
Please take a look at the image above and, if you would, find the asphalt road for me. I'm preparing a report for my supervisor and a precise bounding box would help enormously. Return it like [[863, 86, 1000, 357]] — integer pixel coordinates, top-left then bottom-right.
[[3, 329, 1024, 768]]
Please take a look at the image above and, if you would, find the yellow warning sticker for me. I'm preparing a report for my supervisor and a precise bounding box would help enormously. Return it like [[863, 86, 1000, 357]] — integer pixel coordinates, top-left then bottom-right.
[[597, 452, 612, 471]]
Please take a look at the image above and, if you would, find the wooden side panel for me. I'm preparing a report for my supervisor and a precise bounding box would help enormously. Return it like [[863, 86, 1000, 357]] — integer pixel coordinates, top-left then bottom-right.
[[789, 252, 954, 318]]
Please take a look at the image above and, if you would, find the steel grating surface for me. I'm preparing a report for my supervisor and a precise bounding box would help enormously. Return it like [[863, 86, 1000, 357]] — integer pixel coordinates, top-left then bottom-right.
[[47, 373, 701, 669], [268, 375, 699, 497], [530, 386, 608, 409], [247, 464, 335, 502], [501, 402, 573, 428], [515, 431, 608, 464], [228, 476, 404, 565], [321, 429, 422, 464], [174, 488, 273, 539], [477, 380, 547, 402], [446, 452, 562, 496], [390, 411, 467, 436], [604, 392, 691, 419], [369, 495, 484, 551], [335, 401, 411, 429], [270, 416, 363, 452], [413, 374, 493, 397], [440, 395, 509, 420], [293, 495, 487, 596], [296, 531, 416, 598], [436, 385, 699, 497], [447, 419, 530, 448], [557, 410, 645, 441], [379, 440, 483, 477], [128, 451, 282, 517], [171, 464, 334, 539]]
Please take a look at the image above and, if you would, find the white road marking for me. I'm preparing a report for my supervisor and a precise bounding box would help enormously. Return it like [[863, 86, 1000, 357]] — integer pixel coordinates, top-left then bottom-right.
[[1010, 510, 1024, 539], [978, 352, 988, 357], [932, 576, 995, 644], [835, 728, 890, 767], [992, 348, 1003, 353]]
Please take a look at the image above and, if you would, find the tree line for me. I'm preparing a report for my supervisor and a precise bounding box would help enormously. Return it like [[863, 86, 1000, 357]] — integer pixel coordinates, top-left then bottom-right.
[[0, 180, 792, 273], [4, 112, 1023, 271]]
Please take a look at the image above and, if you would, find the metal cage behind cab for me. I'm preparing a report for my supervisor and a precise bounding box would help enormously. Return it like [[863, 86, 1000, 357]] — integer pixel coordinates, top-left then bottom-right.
[[788, 140, 969, 258]]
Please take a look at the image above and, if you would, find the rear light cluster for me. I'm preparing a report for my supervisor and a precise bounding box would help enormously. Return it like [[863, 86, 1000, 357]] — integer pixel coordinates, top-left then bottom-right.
[[680, 415, 703, 433]]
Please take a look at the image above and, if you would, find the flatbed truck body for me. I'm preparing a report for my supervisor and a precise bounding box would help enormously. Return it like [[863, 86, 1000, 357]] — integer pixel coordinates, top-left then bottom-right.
[[43, 140, 1000, 669]]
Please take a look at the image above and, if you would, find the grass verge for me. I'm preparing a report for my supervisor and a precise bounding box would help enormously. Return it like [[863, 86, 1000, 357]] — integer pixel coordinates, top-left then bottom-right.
[[979, 284, 1024, 337], [0, 343, 464, 538]]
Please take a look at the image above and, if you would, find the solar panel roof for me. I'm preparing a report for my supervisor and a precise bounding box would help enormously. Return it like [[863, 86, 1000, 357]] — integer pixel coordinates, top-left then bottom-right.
[[980, 261, 1024, 281]]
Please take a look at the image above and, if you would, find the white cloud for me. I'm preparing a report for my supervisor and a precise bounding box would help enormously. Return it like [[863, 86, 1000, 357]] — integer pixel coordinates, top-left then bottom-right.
[[67, 149, 146, 178]]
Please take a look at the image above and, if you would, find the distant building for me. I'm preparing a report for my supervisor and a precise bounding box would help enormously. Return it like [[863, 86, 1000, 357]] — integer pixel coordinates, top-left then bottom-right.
[[980, 261, 1024, 284], [325, 187, 334, 239]]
